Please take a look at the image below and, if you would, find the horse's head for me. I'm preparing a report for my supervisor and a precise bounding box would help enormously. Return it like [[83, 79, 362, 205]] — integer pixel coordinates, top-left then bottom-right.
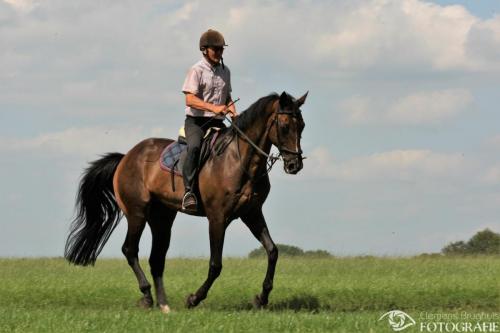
[[269, 91, 308, 174]]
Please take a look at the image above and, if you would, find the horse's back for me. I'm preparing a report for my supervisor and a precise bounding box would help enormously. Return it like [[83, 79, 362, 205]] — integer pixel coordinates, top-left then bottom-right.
[[129, 137, 174, 159], [113, 138, 178, 213]]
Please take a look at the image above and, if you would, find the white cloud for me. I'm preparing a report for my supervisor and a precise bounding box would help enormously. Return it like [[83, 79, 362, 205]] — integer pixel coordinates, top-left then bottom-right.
[[225, 0, 499, 74], [0, 125, 173, 156], [386, 89, 473, 124], [340, 89, 473, 125], [339, 96, 372, 124], [304, 146, 337, 178], [1, 0, 499, 96], [312, 0, 500, 72], [485, 134, 500, 150], [466, 15, 500, 67], [1, 0, 499, 121], [304, 147, 466, 182], [3, 0, 38, 12], [482, 164, 500, 185]]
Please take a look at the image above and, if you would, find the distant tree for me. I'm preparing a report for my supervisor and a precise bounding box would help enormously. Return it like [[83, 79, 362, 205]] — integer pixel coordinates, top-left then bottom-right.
[[467, 229, 500, 254], [442, 241, 469, 255], [248, 245, 333, 258], [303, 250, 333, 258], [248, 244, 305, 258], [442, 229, 500, 255]]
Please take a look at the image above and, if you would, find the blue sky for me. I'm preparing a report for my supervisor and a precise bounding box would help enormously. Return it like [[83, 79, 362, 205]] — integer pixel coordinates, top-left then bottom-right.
[[1, 0, 500, 258], [431, 0, 499, 18]]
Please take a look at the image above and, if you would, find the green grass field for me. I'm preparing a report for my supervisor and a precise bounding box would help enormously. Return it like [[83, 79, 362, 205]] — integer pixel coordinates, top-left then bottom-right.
[[0, 257, 499, 332]]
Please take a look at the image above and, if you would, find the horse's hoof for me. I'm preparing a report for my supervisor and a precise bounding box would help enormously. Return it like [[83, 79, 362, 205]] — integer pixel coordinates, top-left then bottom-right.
[[252, 294, 267, 309], [137, 296, 154, 309], [186, 293, 198, 308], [159, 304, 171, 314]]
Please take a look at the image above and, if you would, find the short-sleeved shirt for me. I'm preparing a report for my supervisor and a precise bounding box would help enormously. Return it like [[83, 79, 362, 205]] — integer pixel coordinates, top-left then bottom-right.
[[182, 57, 231, 119]]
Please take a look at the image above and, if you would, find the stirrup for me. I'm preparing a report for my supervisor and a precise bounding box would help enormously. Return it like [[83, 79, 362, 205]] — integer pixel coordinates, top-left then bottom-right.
[[182, 191, 198, 212]]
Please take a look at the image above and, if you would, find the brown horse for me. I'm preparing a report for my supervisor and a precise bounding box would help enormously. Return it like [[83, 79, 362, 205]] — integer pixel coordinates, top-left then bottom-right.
[[64, 91, 307, 313]]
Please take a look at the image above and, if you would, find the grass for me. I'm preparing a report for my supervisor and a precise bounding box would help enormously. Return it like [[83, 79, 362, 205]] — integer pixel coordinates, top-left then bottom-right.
[[0, 257, 499, 332]]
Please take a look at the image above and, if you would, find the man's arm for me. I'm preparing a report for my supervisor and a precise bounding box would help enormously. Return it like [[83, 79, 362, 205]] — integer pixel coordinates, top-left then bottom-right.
[[185, 93, 226, 114]]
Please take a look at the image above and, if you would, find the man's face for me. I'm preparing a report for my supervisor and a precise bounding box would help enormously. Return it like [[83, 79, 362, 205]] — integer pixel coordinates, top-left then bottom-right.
[[206, 46, 224, 64]]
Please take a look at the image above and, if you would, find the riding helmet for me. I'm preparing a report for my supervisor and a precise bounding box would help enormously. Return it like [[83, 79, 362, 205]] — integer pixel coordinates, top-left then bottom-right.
[[199, 29, 227, 50]]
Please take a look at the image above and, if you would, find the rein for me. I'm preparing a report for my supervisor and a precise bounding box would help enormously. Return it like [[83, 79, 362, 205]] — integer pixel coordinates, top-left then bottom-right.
[[227, 116, 280, 162], [225, 113, 280, 181]]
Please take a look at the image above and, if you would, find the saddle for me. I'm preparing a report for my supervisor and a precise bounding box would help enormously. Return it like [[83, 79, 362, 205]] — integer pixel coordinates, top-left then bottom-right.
[[159, 126, 233, 191]]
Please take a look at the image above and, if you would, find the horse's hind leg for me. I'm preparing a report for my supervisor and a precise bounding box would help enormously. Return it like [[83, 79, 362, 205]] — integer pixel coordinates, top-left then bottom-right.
[[241, 209, 278, 308], [147, 201, 176, 313], [122, 214, 153, 308]]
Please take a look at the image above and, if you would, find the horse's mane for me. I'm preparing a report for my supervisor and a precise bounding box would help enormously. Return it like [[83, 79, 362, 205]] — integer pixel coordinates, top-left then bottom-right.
[[231, 93, 279, 132]]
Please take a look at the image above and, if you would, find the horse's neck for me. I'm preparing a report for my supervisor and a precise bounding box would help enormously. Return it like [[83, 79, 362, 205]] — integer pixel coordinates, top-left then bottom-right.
[[237, 103, 275, 178]]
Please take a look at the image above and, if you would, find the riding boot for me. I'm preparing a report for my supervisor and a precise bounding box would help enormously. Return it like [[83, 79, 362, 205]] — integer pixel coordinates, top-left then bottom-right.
[[182, 145, 200, 212]]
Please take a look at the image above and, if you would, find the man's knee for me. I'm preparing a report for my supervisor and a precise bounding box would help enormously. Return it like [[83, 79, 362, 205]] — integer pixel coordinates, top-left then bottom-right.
[[187, 145, 201, 160], [186, 133, 203, 151]]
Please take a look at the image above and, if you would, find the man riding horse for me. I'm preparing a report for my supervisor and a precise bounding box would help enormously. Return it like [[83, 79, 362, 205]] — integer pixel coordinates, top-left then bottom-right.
[[181, 29, 237, 213], [64, 28, 308, 313]]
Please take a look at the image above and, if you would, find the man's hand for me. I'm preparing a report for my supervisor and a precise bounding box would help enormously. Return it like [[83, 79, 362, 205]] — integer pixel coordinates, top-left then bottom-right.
[[211, 104, 237, 118], [185, 94, 231, 116], [226, 106, 237, 118], [211, 105, 227, 114], [185, 93, 238, 118]]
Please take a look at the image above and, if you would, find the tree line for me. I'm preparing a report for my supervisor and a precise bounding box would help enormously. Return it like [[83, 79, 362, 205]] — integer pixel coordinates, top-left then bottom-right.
[[441, 229, 500, 255], [247, 229, 500, 258], [248, 244, 332, 258]]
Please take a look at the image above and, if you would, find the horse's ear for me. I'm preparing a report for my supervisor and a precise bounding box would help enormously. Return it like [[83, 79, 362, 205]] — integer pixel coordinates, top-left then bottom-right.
[[296, 91, 308, 107], [279, 91, 292, 108]]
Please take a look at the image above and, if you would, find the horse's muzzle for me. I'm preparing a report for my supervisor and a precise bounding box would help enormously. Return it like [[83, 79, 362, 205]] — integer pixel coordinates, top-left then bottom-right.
[[283, 155, 303, 174]]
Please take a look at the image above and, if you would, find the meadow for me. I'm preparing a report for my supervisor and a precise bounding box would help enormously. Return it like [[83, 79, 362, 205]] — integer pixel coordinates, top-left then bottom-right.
[[0, 256, 498, 332]]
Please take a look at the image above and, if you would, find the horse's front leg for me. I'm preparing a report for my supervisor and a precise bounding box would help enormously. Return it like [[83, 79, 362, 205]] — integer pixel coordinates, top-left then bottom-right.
[[186, 218, 226, 308], [241, 209, 278, 308]]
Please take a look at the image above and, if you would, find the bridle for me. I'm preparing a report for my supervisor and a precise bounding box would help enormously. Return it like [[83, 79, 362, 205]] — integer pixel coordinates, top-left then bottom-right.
[[273, 108, 303, 158], [227, 101, 303, 180]]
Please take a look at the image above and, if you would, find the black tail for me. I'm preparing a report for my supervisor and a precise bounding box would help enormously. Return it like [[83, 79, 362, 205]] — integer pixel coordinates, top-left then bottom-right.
[[64, 152, 125, 266]]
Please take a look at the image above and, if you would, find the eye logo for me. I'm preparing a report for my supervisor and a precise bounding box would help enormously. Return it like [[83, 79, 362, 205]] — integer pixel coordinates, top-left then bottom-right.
[[379, 310, 416, 331]]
